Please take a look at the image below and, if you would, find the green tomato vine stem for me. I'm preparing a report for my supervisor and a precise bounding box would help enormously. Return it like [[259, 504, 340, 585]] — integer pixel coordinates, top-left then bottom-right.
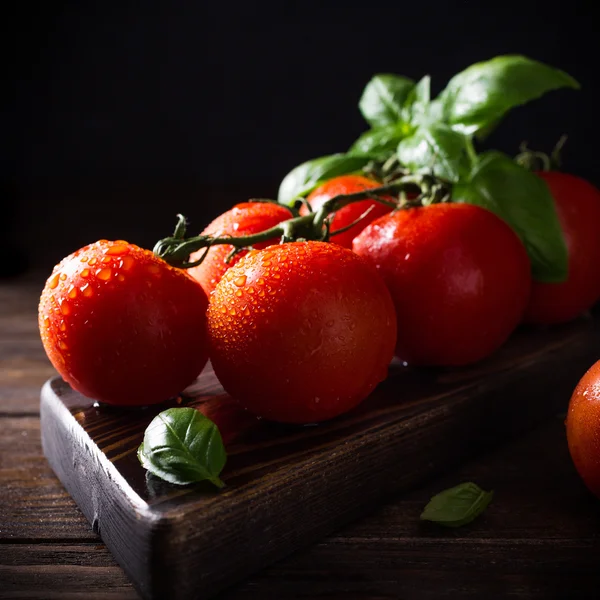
[[153, 173, 452, 269]]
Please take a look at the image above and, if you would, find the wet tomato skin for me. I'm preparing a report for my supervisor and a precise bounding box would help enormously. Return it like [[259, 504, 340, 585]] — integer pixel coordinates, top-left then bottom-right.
[[38, 240, 209, 406], [353, 203, 532, 366], [524, 172, 600, 324], [188, 202, 293, 296], [303, 175, 394, 248], [207, 241, 397, 424], [566, 360, 600, 499]]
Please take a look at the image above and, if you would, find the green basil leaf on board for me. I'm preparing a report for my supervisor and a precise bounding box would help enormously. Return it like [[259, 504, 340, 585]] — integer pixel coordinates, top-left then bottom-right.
[[348, 122, 412, 159], [438, 55, 580, 135], [359, 74, 415, 128], [397, 123, 472, 183], [420, 482, 493, 527], [454, 151, 568, 283], [277, 154, 374, 205], [137, 407, 226, 488]]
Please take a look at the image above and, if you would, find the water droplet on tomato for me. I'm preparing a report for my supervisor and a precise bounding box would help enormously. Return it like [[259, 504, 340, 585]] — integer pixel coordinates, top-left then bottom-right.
[[81, 268, 90, 278], [258, 289, 265, 297], [43, 317, 50, 329], [88, 257, 97, 266], [80, 256, 89, 263], [220, 306, 227, 314], [68, 285, 78, 299], [81, 284, 93, 297], [97, 267, 112, 281], [106, 243, 129, 256], [234, 275, 247, 287], [59, 273, 67, 281], [48, 273, 60, 289], [243, 307, 250, 316], [117, 274, 125, 282], [59, 321, 66, 332], [247, 286, 255, 294], [121, 256, 135, 271], [257, 278, 265, 286], [59, 302, 71, 316], [229, 308, 236, 316], [58, 340, 68, 350], [235, 290, 243, 297]]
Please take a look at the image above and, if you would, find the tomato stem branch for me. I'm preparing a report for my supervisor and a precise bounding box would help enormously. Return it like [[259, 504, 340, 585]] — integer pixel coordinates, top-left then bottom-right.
[[154, 174, 451, 269]]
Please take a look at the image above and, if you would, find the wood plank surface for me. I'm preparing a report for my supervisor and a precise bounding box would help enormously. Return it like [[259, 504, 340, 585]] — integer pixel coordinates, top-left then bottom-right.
[[4, 418, 600, 599], [39, 309, 600, 600]]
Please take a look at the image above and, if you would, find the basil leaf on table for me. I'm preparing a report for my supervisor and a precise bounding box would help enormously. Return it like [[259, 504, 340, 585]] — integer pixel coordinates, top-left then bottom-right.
[[137, 407, 226, 488], [438, 54, 580, 135], [454, 151, 568, 283], [348, 122, 412, 159], [420, 482, 493, 527], [397, 123, 472, 183], [359, 74, 415, 128], [277, 154, 373, 205]]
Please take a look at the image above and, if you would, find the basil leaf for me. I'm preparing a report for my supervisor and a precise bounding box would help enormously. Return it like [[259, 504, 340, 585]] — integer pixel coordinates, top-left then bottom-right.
[[403, 75, 431, 125], [454, 151, 568, 282], [277, 154, 373, 205], [439, 55, 580, 135], [137, 407, 226, 488], [359, 74, 415, 128], [348, 122, 412, 159], [420, 482, 493, 527], [397, 123, 472, 183]]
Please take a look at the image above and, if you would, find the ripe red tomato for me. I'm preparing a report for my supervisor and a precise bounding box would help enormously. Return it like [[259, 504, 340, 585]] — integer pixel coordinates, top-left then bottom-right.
[[302, 175, 394, 248], [353, 203, 531, 366], [566, 360, 600, 499], [207, 241, 397, 424], [524, 172, 600, 324], [188, 202, 293, 295], [38, 240, 209, 406]]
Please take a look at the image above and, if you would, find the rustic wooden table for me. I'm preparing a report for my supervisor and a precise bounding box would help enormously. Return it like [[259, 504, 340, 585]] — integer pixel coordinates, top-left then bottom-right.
[[2, 272, 600, 599]]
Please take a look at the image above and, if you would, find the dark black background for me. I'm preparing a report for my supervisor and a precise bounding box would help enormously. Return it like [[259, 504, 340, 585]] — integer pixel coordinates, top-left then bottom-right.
[[3, 0, 598, 275]]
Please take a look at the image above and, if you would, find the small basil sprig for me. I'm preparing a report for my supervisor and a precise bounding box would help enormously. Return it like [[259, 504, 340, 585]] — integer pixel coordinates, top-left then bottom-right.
[[137, 407, 226, 488], [277, 154, 373, 205], [454, 151, 568, 283], [420, 482, 493, 527]]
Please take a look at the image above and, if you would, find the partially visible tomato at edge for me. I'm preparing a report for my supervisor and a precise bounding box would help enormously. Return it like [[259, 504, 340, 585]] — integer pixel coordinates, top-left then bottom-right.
[[188, 202, 293, 296], [207, 241, 397, 424], [566, 360, 600, 499], [353, 202, 532, 366], [38, 240, 210, 406], [524, 171, 600, 325], [302, 175, 394, 248]]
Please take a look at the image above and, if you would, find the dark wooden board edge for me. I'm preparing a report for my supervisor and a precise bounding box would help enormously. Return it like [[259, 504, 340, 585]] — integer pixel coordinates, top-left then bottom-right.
[[40, 322, 600, 600]]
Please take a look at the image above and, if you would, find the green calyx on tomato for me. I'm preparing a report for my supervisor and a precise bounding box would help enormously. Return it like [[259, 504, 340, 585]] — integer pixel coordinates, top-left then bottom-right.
[[276, 54, 578, 284]]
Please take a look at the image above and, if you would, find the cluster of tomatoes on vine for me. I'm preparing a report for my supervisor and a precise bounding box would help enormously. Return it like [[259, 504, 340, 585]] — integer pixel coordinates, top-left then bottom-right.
[[38, 159, 600, 428]]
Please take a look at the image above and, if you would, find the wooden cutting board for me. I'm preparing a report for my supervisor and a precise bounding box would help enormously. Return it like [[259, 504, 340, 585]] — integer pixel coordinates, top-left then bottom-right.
[[40, 316, 600, 600]]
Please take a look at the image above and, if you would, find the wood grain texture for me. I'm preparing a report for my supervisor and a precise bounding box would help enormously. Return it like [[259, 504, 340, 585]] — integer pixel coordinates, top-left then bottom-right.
[[40, 314, 600, 600], [0, 274, 57, 415]]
